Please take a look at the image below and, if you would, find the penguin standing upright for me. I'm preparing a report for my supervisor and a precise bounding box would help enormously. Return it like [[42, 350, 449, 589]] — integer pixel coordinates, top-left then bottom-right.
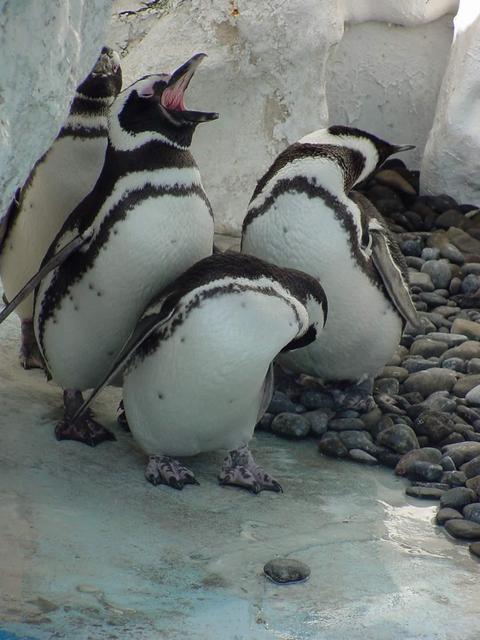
[[241, 125, 420, 406], [0, 47, 122, 369], [68, 252, 328, 493], [0, 54, 218, 445]]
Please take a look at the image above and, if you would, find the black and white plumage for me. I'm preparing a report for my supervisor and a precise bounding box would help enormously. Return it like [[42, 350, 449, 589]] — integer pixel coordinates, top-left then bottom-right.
[[241, 125, 419, 385], [0, 47, 122, 368], [0, 53, 218, 445], [70, 252, 328, 492]]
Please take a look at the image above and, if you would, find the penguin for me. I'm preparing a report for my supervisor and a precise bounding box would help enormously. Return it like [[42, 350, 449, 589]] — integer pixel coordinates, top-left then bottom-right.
[[0, 47, 122, 369], [241, 125, 420, 406], [67, 252, 328, 492], [0, 53, 218, 446]]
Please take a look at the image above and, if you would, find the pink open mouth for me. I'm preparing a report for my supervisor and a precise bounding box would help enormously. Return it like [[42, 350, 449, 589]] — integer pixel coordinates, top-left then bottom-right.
[[161, 81, 187, 111]]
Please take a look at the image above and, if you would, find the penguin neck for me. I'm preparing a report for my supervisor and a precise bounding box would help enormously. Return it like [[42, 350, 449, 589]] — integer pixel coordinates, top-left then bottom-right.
[[68, 92, 111, 119], [104, 139, 195, 176]]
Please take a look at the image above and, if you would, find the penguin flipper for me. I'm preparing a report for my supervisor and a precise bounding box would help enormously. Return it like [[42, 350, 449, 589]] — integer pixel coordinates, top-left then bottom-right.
[[0, 229, 93, 324], [70, 297, 178, 424], [349, 191, 421, 331], [0, 188, 21, 254]]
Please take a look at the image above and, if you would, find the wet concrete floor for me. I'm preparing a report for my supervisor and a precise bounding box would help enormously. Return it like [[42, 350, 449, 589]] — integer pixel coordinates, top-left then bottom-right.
[[0, 298, 479, 639]]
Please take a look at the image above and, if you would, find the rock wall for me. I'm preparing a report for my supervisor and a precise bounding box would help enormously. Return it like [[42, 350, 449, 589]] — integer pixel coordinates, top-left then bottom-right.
[[0, 0, 111, 216], [112, 0, 473, 234], [421, 1, 480, 205]]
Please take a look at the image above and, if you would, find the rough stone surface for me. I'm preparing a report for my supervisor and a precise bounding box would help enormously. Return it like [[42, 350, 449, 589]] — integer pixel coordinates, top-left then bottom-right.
[[395, 447, 442, 477], [376, 425, 419, 454], [348, 449, 378, 464], [0, 0, 111, 216], [463, 503, 480, 524], [271, 413, 311, 439], [436, 507, 464, 525], [318, 432, 348, 458], [402, 368, 457, 397], [406, 486, 445, 500], [440, 487, 476, 510], [443, 442, 480, 466], [444, 519, 480, 540], [264, 558, 311, 584]]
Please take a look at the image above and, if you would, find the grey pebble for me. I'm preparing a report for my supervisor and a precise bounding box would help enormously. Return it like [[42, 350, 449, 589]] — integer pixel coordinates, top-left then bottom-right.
[[395, 447, 442, 477], [376, 424, 419, 454], [300, 390, 335, 411], [402, 368, 457, 397], [328, 417, 366, 431], [411, 461, 443, 482], [348, 449, 378, 464], [318, 432, 348, 458], [463, 503, 480, 524], [442, 470, 467, 487], [421, 259, 452, 290], [436, 507, 463, 525], [303, 409, 333, 436], [462, 455, 480, 479], [264, 558, 310, 584], [445, 519, 480, 540], [440, 487, 477, 510], [427, 332, 469, 347], [461, 274, 480, 295], [410, 338, 448, 358], [270, 413, 311, 439], [406, 486, 445, 499], [268, 391, 303, 415], [441, 456, 456, 471]]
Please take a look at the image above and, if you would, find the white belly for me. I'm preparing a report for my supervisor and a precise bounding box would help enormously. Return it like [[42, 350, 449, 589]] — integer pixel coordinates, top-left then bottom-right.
[[0, 136, 107, 319], [242, 194, 402, 380], [36, 194, 214, 390], [123, 291, 300, 457]]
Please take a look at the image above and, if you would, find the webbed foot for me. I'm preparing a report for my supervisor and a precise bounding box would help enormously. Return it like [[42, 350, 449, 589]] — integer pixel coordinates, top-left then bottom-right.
[[55, 389, 116, 447], [20, 319, 45, 370], [145, 455, 199, 489], [218, 445, 282, 494]]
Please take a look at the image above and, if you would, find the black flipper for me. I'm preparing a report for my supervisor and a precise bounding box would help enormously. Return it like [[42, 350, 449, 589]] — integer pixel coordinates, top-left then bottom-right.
[[70, 296, 177, 424], [0, 229, 93, 324]]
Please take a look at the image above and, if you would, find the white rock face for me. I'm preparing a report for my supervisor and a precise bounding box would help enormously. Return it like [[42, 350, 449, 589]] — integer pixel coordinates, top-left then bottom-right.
[[117, 0, 476, 233], [421, 1, 480, 205], [0, 0, 111, 216], [122, 0, 344, 234], [326, 17, 454, 170]]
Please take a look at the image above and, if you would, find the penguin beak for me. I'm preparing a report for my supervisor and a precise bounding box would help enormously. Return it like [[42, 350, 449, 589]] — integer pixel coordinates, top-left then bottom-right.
[[161, 53, 218, 122], [370, 230, 422, 331]]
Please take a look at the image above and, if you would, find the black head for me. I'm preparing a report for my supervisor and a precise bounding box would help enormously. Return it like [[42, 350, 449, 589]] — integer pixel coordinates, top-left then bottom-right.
[[110, 53, 218, 150], [327, 125, 414, 173], [77, 47, 122, 100]]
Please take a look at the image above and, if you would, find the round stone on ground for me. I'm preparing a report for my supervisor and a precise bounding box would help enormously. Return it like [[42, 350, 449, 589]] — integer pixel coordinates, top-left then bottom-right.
[[406, 486, 445, 500], [348, 449, 378, 464], [263, 558, 310, 584], [318, 433, 348, 458], [463, 503, 480, 524], [410, 338, 448, 358], [436, 507, 464, 525], [402, 368, 457, 397], [440, 487, 476, 510], [445, 519, 480, 540], [270, 413, 311, 439], [395, 447, 442, 477], [376, 424, 419, 454]]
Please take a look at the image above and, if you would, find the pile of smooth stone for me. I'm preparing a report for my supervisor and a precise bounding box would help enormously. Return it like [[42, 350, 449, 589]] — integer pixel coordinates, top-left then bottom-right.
[[259, 157, 480, 555]]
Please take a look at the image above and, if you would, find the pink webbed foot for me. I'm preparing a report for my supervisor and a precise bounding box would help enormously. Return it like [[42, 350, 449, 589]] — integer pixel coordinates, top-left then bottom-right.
[[218, 445, 283, 494], [145, 455, 199, 490], [55, 389, 116, 447]]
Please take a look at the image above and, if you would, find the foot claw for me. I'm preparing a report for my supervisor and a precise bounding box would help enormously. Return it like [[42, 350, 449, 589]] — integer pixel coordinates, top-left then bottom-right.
[[218, 446, 282, 494], [145, 455, 198, 490], [55, 417, 116, 447]]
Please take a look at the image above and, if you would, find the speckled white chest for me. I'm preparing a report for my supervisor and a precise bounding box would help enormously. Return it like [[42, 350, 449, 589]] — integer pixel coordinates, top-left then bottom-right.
[[0, 135, 107, 319], [36, 180, 213, 390], [123, 290, 303, 457], [243, 192, 402, 380]]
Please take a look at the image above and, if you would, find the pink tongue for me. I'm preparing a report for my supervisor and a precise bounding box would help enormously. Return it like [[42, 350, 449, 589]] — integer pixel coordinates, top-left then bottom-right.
[[161, 87, 186, 111]]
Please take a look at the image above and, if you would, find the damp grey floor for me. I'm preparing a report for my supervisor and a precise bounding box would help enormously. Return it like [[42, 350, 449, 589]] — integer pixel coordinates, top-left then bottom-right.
[[0, 286, 479, 640]]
